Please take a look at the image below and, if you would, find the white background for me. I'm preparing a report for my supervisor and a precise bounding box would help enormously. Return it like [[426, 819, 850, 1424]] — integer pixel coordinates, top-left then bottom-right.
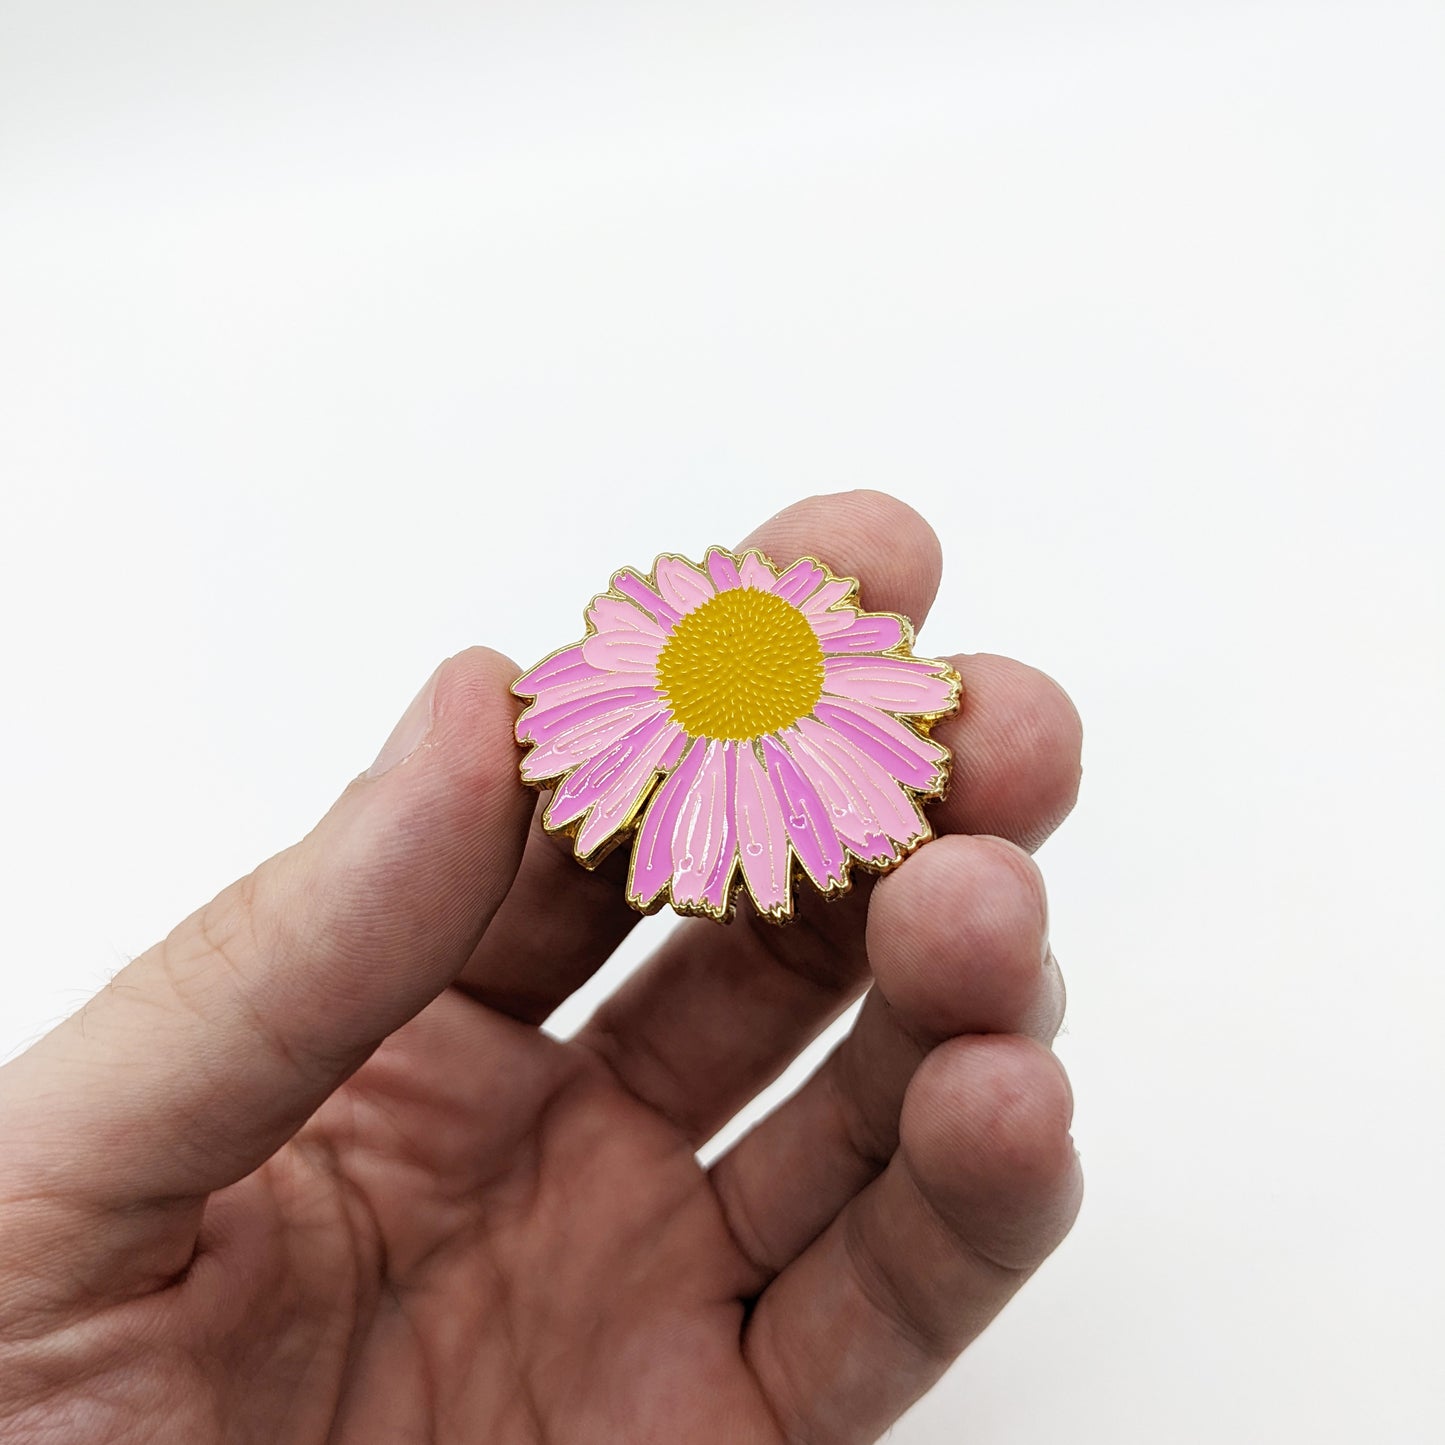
[[2, 2, 1442, 1440]]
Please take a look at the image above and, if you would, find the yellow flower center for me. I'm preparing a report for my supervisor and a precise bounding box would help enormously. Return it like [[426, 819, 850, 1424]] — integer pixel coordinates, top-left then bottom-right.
[[655, 586, 826, 741]]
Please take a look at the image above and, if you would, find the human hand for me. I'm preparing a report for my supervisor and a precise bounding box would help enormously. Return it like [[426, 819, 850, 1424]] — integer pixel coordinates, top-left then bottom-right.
[[0, 492, 1083, 1444]]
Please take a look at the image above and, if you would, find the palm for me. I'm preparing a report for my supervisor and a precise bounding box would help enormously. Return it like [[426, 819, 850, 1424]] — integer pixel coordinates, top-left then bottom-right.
[[197, 993, 779, 1444]]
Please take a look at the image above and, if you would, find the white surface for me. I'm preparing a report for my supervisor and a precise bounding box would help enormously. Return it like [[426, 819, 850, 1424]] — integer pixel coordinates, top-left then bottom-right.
[[2, 2, 1442, 1440]]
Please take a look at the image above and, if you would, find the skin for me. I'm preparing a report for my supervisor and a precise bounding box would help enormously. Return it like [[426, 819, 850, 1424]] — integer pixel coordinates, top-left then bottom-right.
[[0, 492, 1084, 1445]]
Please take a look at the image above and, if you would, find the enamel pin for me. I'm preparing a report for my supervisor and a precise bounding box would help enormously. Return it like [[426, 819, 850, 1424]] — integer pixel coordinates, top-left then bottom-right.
[[511, 546, 961, 923]]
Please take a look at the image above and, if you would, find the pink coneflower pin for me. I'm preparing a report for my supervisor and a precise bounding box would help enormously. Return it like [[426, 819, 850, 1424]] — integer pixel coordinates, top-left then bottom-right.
[[512, 546, 961, 923]]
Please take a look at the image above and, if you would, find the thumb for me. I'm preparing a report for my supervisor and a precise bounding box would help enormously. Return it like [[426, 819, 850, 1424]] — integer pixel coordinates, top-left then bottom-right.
[[2, 647, 532, 1214]]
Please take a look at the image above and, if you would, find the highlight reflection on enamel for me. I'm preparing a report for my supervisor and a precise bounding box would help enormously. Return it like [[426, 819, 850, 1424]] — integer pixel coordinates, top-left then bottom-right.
[[511, 546, 961, 923]]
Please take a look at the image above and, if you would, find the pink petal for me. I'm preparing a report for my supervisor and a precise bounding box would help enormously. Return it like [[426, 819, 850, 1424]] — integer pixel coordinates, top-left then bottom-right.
[[738, 551, 776, 590], [779, 725, 895, 862], [761, 733, 845, 890], [813, 698, 948, 792], [549, 711, 681, 858], [808, 605, 861, 638], [582, 629, 664, 674], [515, 651, 624, 740], [523, 698, 664, 783], [658, 727, 688, 771], [734, 741, 792, 916], [518, 668, 623, 725], [546, 710, 669, 827], [792, 717, 927, 853], [802, 578, 854, 616], [655, 556, 715, 616], [628, 736, 708, 907], [772, 559, 826, 606], [672, 739, 738, 914], [513, 644, 594, 698], [572, 722, 680, 857], [588, 595, 665, 638], [822, 656, 956, 716], [816, 613, 908, 653], [705, 546, 743, 592], [521, 683, 659, 746], [615, 570, 681, 628]]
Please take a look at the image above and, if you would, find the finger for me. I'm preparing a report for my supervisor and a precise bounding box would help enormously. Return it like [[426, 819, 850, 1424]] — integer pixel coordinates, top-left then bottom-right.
[[0, 648, 533, 1217], [453, 488, 945, 1020], [745, 1035, 1082, 1445], [573, 654, 1081, 1141], [711, 834, 1065, 1281], [931, 650, 1085, 851]]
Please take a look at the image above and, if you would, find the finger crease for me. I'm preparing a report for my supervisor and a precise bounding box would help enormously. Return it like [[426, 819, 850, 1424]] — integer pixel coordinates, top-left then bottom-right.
[[841, 1200, 959, 1365]]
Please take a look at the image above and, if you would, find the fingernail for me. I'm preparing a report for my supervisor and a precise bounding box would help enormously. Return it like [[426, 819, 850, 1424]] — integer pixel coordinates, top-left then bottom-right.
[[367, 665, 441, 777]]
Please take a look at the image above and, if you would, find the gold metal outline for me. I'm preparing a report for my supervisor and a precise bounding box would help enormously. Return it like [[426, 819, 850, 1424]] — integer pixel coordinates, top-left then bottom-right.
[[511, 544, 963, 925]]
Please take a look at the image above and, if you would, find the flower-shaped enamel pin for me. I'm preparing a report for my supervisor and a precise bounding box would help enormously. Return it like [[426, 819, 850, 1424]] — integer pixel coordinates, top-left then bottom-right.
[[512, 546, 961, 923]]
